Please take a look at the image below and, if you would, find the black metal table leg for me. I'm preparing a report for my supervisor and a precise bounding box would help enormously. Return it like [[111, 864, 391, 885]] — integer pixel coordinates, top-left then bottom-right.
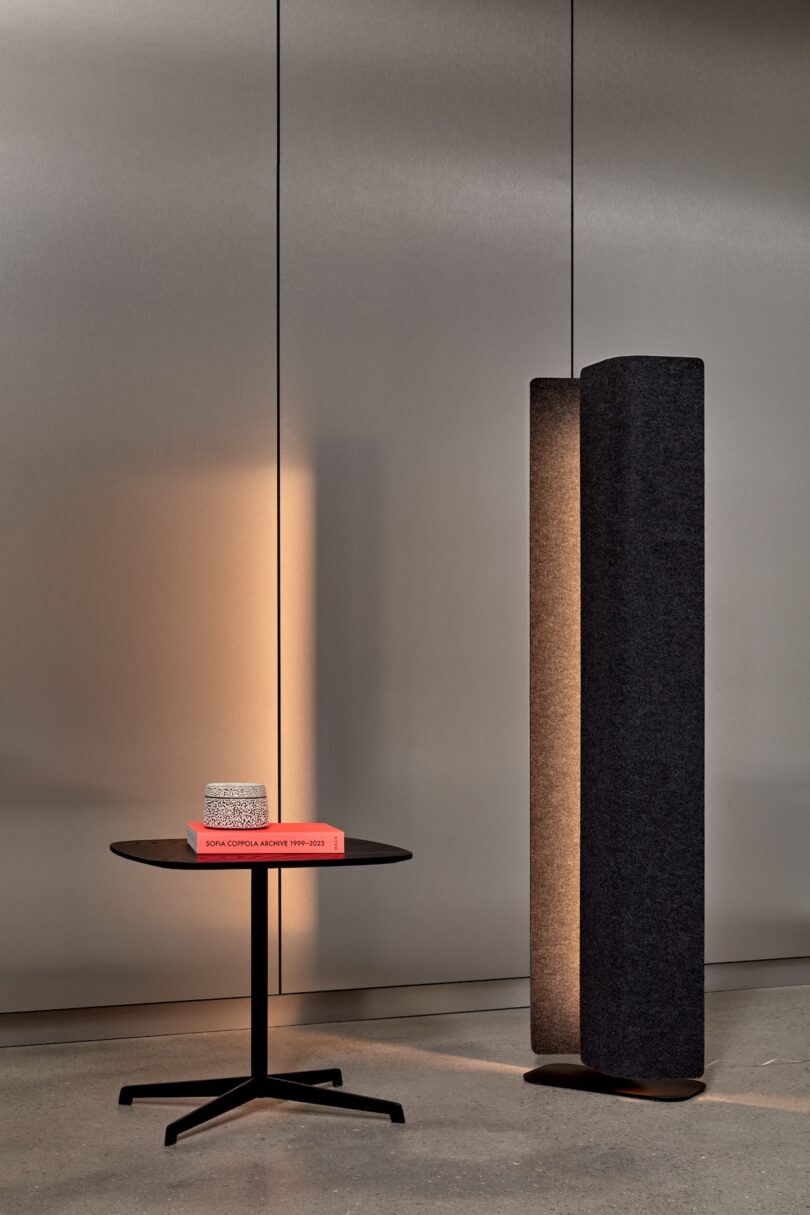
[[250, 867, 269, 1080], [263, 1075, 405, 1123], [269, 1068, 343, 1087], [119, 1076, 248, 1104], [164, 1079, 259, 1146]]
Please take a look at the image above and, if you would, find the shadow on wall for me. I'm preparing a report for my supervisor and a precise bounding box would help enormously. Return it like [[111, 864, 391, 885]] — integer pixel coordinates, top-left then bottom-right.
[[313, 439, 395, 981], [316, 438, 383, 824], [280, 436, 409, 989], [707, 775, 810, 962]]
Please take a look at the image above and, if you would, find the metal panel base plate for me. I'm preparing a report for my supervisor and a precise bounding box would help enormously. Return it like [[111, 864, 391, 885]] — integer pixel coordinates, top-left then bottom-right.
[[523, 1063, 705, 1101]]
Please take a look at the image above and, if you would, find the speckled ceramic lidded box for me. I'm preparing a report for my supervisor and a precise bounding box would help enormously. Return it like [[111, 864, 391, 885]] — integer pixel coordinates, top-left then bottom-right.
[[203, 783, 269, 829]]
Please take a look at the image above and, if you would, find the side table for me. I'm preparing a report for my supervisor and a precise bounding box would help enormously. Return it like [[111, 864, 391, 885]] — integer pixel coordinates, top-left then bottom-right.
[[111, 837, 412, 1145]]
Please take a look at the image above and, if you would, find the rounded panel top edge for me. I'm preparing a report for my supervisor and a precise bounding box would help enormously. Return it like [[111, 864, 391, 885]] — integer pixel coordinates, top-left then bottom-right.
[[581, 355, 704, 372]]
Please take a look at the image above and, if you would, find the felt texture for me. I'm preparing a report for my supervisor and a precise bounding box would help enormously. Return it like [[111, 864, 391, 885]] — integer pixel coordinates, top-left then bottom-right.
[[579, 355, 704, 1079], [529, 379, 581, 1055]]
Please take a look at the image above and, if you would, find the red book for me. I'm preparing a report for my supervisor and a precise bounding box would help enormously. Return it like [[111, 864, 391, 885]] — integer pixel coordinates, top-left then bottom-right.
[[187, 821, 344, 855]]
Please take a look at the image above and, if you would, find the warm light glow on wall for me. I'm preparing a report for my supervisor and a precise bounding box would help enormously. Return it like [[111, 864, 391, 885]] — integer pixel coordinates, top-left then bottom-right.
[[280, 454, 319, 977], [529, 379, 581, 1054], [79, 465, 280, 795]]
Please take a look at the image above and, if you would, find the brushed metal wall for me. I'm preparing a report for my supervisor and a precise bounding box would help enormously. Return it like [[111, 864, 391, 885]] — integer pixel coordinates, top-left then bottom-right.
[[0, 1, 279, 1010], [279, 0, 570, 991], [575, 0, 810, 962]]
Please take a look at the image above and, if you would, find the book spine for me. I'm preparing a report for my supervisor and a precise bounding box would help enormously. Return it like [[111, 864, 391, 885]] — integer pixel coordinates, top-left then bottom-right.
[[187, 828, 344, 854]]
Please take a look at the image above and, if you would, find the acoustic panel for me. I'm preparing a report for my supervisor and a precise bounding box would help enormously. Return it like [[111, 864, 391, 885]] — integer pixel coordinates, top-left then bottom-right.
[[579, 355, 704, 1079], [529, 379, 581, 1054]]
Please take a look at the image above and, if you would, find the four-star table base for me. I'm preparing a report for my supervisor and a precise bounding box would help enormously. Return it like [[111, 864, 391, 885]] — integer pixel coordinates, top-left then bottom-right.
[[120, 1070, 404, 1147], [111, 838, 412, 1145]]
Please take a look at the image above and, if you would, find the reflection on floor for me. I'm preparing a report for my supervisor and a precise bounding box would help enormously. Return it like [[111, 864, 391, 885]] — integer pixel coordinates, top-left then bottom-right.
[[1, 985, 808, 1214]]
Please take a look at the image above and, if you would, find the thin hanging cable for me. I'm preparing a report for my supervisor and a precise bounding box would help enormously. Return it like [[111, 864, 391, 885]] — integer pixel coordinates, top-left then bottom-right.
[[570, 0, 575, 379], [276, 0, 283, 993]]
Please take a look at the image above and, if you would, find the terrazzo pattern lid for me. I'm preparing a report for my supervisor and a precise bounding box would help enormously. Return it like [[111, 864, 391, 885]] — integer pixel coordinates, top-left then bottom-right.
[[205, 783, 266, 799]]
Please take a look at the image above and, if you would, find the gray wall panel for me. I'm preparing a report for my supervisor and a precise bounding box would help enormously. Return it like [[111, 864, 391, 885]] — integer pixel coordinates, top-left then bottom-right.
[[575, 0, 810, 962], [0, 1, 279, 1010], [280, 0, 570, 991]]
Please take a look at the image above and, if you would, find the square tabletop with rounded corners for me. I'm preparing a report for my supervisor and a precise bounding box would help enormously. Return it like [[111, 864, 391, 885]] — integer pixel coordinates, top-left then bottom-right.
[[111, 837, 412, 871]]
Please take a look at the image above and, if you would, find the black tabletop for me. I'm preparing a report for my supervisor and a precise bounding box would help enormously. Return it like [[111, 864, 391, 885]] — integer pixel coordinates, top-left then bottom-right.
[[111, 837, 412, 871]]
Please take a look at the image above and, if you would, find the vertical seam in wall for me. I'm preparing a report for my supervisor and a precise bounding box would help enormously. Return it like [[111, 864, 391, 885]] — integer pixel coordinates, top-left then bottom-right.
[[570, 0, 575, 378], [276, 0, 283, 994]]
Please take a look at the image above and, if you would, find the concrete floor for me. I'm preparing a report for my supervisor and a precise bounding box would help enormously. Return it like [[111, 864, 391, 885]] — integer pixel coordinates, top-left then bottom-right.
[[1, 986, 808, 1215]]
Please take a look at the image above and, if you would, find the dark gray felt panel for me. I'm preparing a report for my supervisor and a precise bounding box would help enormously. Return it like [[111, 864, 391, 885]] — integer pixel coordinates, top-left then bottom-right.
[[579, 355, 704, 1079]]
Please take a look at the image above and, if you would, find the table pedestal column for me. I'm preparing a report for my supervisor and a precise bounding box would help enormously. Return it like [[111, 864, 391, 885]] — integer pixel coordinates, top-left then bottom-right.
[[250, 866, 269, 1078]]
